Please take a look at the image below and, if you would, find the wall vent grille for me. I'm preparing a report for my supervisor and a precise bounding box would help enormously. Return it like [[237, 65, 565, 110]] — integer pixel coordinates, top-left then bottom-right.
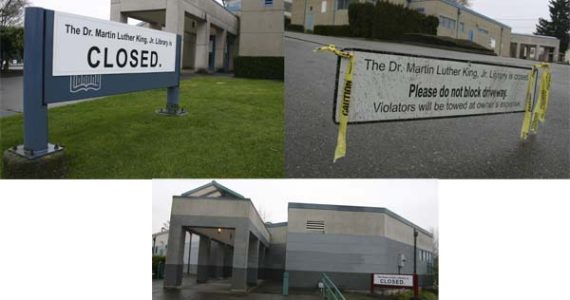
[[306, 220, 325, 233]]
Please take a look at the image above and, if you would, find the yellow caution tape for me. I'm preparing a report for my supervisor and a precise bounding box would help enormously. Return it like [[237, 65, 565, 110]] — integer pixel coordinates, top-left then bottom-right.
[[315, 45, 354, 162], [520, 63, 552, 140], [530, 64, 551, 132]]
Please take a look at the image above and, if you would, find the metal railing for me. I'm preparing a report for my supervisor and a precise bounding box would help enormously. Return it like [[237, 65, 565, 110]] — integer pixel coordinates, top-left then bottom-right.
[[320, 273, 346, 300]]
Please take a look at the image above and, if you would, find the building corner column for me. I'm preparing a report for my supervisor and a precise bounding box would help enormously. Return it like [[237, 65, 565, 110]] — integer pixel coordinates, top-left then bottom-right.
[[110, 0, 127, 23], [197, 236, 211, 283], [247, 236, 260, 286], [164, 224, 186, 289], [194, 16, 211, 72], [166, 0, 185, 68], [231, 227, 249, 291]]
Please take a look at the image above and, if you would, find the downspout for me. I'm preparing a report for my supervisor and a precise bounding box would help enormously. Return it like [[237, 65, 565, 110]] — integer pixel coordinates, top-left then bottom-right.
[[303, 0, 308, 30], [499, 27, 504, 56], [333, 0, 336, 25], [456, 7, 460, 39]]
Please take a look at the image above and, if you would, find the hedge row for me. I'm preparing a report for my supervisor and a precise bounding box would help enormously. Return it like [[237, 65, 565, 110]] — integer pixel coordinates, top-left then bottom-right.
[[152, 256, 165, 279], [285, 24, 304, 33], [234, 56, 284, 80], [348, 2, 438, 40], [313, 25, 353, 37], [400, 33, 496, 55]]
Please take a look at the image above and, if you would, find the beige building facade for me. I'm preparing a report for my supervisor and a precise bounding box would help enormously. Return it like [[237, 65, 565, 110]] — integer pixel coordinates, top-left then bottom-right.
[[239, 0, 285, 57], [407, 0, 511, 57], [290, 0, 512, 56]]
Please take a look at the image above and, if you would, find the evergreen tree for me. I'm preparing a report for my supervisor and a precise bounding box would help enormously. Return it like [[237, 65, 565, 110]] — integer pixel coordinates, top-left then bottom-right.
[[535, 0, 569, 57]]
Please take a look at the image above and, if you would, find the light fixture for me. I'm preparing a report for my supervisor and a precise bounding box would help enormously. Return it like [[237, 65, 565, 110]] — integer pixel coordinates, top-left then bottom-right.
[[217, 228, 222, 233]]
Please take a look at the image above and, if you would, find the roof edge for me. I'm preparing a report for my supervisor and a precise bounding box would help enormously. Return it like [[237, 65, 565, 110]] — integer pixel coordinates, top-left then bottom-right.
[[288, 202, 433, 237], [180, 181, 246, 199], [266, 222, 288, 228]]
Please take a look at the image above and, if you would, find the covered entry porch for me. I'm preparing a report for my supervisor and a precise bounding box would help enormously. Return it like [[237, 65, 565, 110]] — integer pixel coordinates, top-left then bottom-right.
[[163, 181, 270, 291], [110, 0, 238, 72]]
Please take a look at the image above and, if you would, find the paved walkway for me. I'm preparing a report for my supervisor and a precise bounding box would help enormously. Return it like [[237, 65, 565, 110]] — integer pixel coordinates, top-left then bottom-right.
[[152, 276, 320, 300]]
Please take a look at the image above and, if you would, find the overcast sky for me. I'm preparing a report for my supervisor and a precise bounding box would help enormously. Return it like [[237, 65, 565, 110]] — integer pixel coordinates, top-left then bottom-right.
[[29, 0, 551, 34], [152, 179, 438, 234]]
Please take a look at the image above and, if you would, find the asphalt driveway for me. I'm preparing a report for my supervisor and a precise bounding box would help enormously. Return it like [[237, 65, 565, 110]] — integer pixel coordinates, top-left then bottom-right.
[[284, 32, 570, 178]]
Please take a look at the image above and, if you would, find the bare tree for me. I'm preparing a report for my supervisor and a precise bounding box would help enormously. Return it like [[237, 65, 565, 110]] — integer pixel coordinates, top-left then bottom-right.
[[161, 221, 170, 231], [430, 227, 439, 290], [257, 206, 271, 223], [455, 0, 471, 7], [0, 0, 29, 27]]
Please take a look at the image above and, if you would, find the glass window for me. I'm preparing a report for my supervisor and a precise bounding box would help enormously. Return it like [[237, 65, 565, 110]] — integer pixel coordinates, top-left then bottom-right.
[[321, 1, 327, 13], [264, 0, 273, 7], [226, 2, 241, 12], [439, 15, 456, 30], [449, 19, 456, 30], [416, 8, 425, 14], [337, 0, 351, 10], [439, 16, 446, 28], [460, 22, 464, 32]]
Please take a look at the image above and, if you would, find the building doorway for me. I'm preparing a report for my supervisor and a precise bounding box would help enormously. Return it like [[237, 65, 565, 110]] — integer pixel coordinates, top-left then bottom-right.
[[209, 35, 216, 71]]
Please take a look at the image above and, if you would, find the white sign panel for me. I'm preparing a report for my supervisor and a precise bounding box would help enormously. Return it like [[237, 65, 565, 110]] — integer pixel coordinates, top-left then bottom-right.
[[52, 12, 177, 76], [373, 274, 413, 287], [334, 50, 531, 123]]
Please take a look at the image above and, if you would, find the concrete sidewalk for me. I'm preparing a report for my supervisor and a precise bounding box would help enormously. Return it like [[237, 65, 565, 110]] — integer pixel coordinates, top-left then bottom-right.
[[152, 276, 320, 300]]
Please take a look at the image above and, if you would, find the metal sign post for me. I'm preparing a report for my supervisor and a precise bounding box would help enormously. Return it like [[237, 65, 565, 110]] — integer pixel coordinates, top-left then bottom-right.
[[7, 7, 185, 161]]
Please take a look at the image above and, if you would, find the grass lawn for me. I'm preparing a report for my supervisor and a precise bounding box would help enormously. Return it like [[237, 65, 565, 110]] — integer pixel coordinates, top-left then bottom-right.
[[0, 76, 283, 178]]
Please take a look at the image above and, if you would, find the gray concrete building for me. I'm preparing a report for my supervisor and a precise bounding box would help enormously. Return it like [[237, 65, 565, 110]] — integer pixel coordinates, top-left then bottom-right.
[[162, 181, 435, 291], [510, 33, 561, 62], [286, 202, 434, 289]]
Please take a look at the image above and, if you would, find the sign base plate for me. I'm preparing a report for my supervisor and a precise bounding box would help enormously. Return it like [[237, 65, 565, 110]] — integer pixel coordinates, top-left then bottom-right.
[[8, 143, 64, 160], [156, 104, 188, 116], [3, 144, 67, 178]]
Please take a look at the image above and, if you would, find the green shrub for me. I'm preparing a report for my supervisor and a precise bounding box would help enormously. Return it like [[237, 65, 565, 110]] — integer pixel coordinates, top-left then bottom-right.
[[152, 255, 165, 278], [400, 33, 496, 55], [397, 290, 438, 300], [234, 56, 284, 80], [348, 2, 375, 38], [285, 24, 305, 32], [423, 16, 439, 34], [349, 2, 438, 40], [313, 25, 353, 37]]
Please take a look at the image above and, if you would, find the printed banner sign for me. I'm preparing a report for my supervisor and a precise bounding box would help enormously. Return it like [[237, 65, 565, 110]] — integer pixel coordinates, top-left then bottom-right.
[[334, 49, 531, 123], [373, 274, 413, 288], [52, 11, 177, 76]]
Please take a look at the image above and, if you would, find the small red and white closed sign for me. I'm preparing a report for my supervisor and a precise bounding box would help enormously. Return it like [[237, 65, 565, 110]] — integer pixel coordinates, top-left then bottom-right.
[[373, 274, 414, 287]]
